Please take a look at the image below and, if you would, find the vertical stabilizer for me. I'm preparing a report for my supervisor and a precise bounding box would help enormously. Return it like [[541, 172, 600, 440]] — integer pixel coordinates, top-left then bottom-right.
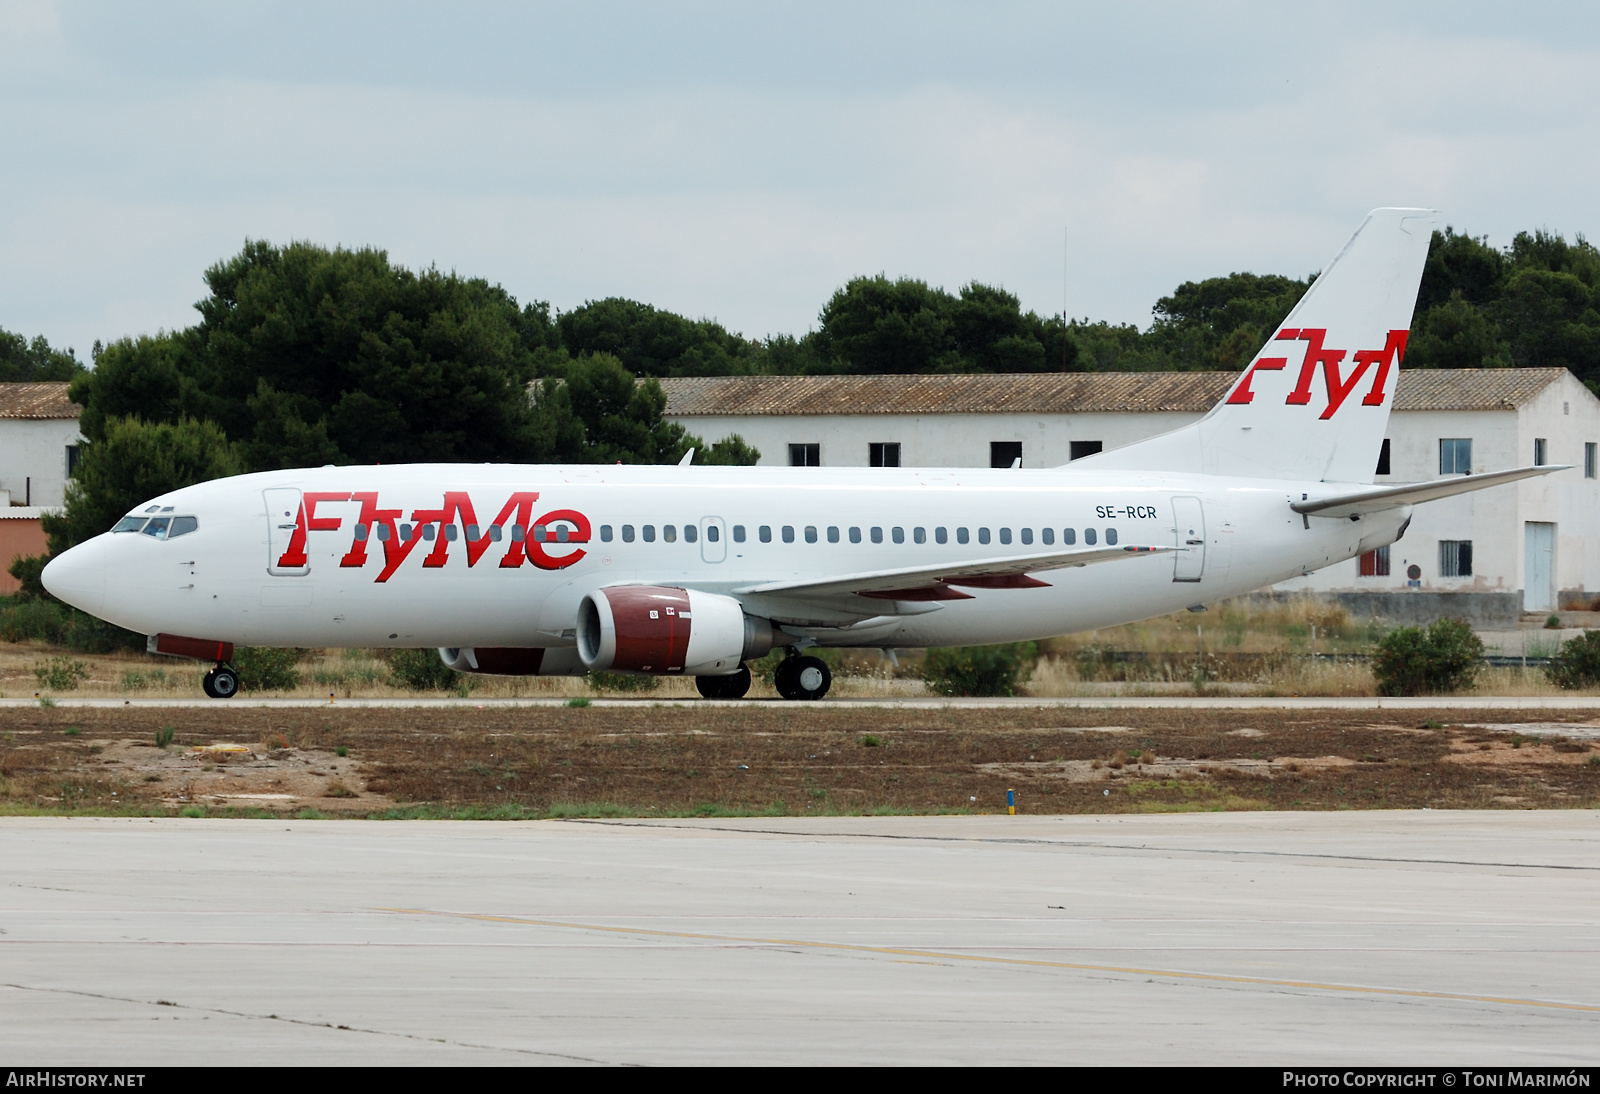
[[1088, 208, 1434, 483]]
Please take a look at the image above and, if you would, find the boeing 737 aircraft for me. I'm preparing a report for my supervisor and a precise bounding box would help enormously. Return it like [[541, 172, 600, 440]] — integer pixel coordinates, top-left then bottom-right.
[[42, 209, 1566, 700]]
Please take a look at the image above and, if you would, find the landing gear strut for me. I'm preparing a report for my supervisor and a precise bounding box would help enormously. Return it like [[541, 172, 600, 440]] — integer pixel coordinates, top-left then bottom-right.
[[695, 662, 753, 700], [202, 662, 240, 699], [774, 652, 831, 701]]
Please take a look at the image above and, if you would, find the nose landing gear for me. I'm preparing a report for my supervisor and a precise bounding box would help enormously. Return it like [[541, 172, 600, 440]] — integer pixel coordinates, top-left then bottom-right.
[[774, 652, 831, 701], [202, 663, 240, 699]]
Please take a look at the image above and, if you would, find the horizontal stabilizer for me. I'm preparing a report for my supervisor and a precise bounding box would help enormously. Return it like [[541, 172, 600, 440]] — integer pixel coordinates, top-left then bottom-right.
[[1292, 464, 1568, 519], [734, 544, 1173, 601]]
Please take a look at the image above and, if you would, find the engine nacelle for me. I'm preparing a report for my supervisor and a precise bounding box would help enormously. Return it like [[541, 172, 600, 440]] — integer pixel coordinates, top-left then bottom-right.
[[577, 586, 777, 676], [436, 647, 585, 676]]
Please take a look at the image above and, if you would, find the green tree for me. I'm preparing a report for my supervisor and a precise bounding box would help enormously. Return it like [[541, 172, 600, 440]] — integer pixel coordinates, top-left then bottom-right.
[[0, 328, 85, 382], [814, 276, 1070, 374], [72, 241, 573, 471], [558, 297, 761, 377], [43, 417, 245, 554], [559, 353, 694, 463], [1145, 271, 1313, 370]]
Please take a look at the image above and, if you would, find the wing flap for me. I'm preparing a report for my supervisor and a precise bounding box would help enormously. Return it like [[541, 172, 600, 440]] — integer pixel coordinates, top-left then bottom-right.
[[733, 544, 1174, 601]]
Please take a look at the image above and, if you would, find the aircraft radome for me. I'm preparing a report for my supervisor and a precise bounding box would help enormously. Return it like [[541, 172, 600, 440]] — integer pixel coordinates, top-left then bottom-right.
[[42, 209, 1567, 700]]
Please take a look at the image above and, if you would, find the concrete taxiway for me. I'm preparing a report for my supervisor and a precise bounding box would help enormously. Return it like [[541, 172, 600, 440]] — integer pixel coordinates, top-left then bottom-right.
[[3, 811, 1599, 1065]]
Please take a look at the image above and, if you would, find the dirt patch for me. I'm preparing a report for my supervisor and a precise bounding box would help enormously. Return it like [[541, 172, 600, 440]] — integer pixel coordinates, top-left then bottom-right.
[[2, 705, 1599, 817]]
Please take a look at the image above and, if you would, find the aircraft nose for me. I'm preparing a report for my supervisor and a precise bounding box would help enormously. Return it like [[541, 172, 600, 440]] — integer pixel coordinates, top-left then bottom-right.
[[42, 541, 106, 615]]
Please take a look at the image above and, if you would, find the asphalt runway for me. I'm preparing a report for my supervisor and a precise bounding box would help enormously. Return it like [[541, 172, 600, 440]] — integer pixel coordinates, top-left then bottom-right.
[[4, 813, 1599, 1065]]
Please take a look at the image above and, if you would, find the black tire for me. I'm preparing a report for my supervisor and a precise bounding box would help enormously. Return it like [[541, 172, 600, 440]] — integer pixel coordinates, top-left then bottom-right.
[[695, 663, 752, 700], [208, 665, 240, 699], [778, 655, 831, 701], [201, 670, 219, 699]]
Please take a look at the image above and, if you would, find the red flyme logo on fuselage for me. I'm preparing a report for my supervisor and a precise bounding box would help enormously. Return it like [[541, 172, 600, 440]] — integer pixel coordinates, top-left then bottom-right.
[[1226, 327, 1408, 419], [275, 491, 591, 581]]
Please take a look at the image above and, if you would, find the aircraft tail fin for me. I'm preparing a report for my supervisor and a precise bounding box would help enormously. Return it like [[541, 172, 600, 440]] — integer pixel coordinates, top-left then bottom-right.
[[1087, 208, 1435, 483]]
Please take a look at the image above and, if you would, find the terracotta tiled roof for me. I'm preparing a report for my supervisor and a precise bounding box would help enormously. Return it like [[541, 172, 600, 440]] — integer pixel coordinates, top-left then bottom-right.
[[660, 368, 1571, 417], [0, 382, 79, 419], [1391, 367, 1568, 411]]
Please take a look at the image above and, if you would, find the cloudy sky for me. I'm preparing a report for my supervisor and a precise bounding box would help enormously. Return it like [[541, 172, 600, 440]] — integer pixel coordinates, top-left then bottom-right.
[[3, 1, 1598, 357]]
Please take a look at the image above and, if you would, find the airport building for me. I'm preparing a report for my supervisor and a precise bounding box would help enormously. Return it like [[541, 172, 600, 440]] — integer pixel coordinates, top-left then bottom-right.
[[663, 368, 1600, 626], [0, 383, 80, 594]]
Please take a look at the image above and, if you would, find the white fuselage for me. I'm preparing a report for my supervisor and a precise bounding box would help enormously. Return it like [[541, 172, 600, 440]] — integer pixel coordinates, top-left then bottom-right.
[[44, 463, 1409, 652]]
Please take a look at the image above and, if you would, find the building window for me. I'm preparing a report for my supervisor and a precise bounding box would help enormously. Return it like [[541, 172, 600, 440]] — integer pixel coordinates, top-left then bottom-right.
[[991, 441, 1022, 468], [1069, 440, 1102, 461], [789, 443, 820, 467], [66, 445, 80, 477], [1359, 546, 1390, 576], [869, 442, 901, 467], [1439, 540, 1473, 577], [1376, 438, 1391, 476], [1440, 438, 1472, 475], [1534, 438, 1548, 466], [1586, 442, 1596, 479]]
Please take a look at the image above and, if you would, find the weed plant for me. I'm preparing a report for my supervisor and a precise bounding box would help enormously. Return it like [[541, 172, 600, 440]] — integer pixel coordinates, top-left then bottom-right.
[[1372, 619, 1484, 696], [1546, 630, 1600, 689]]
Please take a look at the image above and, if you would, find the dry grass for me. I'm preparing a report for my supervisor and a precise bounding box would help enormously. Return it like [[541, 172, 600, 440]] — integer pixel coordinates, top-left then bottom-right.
[[4, 593, 1598, 701], [4, 704, 1600, 819]]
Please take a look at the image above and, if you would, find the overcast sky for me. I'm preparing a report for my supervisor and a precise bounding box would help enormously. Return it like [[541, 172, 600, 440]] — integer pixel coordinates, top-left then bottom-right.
[[3, 1, 1599, 357]]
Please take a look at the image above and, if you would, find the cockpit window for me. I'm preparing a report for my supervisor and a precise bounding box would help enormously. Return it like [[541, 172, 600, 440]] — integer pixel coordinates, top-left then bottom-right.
[[169, 516, 199, 538], [112, 516, 147, 534], [141, 517, 171, 540]]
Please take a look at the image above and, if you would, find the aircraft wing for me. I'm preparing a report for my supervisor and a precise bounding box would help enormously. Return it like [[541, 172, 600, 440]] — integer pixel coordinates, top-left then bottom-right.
[[1292, 464, 1568, 519], [733, 544, 1174, 602]]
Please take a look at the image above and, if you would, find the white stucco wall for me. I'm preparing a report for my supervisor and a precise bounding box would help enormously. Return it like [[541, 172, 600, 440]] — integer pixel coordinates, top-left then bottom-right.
[[671, 373, 1600, 608], [0, 418, 80, 508], [672, 411, 1203, 469]]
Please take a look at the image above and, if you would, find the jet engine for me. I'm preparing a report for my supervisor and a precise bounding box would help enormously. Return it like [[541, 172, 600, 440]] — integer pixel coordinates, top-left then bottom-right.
[[576, 586, 779, 676], [436, 647, 584, 675]]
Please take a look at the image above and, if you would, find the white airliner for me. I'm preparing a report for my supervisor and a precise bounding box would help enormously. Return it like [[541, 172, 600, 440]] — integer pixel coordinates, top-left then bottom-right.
[[42, 209, 1565, 700]]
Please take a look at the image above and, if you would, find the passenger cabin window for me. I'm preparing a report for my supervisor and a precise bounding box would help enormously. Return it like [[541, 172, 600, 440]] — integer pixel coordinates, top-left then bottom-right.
[[869, 442, 901, 467], [600, 525, 613, 542], [990, 441, 1022, 469], [622, 525, 635, 543], [643, 525, 656, 543], [782, 525, 795, 543], [1041, 528, 1054, 545], [978, 528, 990, 545], [1105, 528, 1118, 545], [804, 526, 818, 543], [789, 443, 820, 467], [998, 528, 1012, 545], [849, 527, 862, 543], [871, 527, 883, 544], [759, 525, 772, 543], [733, 525, 746, 542], [891, 527, 904, 544], [827, 526, 840, 543], [663, 525, 677, 543], [1020, 528, 1033, 545], [1440, 438, 1472, 475], [1084, 528, 1097, 546], [1063, 528, 1076, 545], [935, 527, 948, 544], [684, 525, 697, 543], [957, 528, 969, 544]]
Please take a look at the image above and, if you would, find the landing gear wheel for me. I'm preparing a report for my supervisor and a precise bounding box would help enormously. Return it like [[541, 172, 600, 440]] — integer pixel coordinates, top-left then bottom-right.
[[775, 655, 831, 701], [695, 663, 752, 700], [203, 664, 239, 700]]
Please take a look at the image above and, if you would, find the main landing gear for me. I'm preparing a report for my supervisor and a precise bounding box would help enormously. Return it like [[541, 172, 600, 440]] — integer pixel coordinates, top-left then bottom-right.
[[695, 662, 752, 700], [774, 652, 831, 701], [202, 662, 240, 699]]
